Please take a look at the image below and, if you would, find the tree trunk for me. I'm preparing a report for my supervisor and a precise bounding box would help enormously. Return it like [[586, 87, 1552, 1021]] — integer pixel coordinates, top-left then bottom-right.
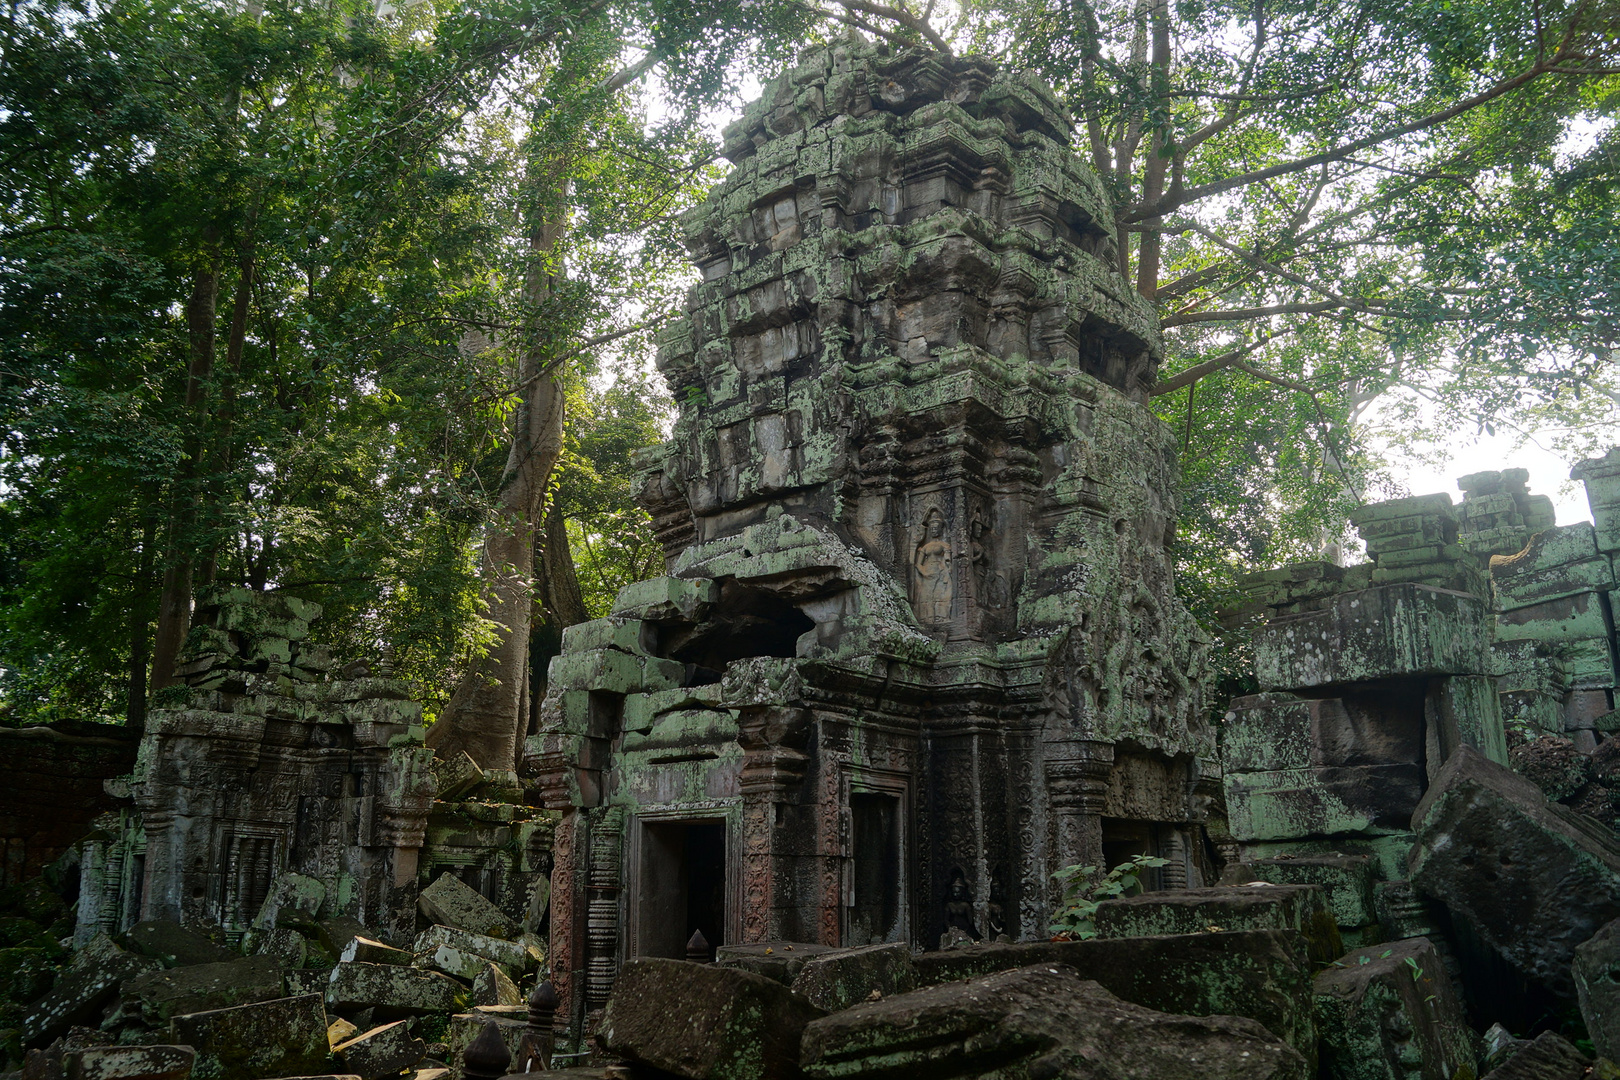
[[1134, 0, 1172, 299], [149, 259, 221, 692], [541, 502, 589, 629], [428, 170, 570, 770]]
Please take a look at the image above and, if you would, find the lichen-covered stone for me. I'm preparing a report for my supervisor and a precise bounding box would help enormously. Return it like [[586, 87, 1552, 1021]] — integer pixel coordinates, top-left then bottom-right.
[[908, 931, 1316, 1068], [64, 1046, 195, 1080], [444, 1009, 525, 1073], [125, 955, 286, 1022], [529, 41, 1224, 1026], [596, 959, 823, 1080], [253, 875, 325, 932], [787, 943, 917, 1013], [411, 926, 530, 975], [1575, 916, 1620, 1062], [169, 993, 328, 1080], [23, 934, 158, 1047], [1484, 1030, 1593, 1080], [1313, 937, 1477, 1080], [324, 963, 462, 1016], [332, 1021, 425, 1080], [469, 964, 520, 1008], [1092, 886, 1342, 966], [415, 876, 515, 941], [800, 964, 1307, 1080], [1408, 745, 1620, 998], [1219, 856, 1376, 931], [1253, 584, 1491, 691], [338, 938, 410, 967], [122, 922, 236, 968]]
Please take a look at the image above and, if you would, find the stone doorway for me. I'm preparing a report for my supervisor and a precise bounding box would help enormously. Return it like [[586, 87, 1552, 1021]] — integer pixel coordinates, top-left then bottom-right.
[[848, 792, 905, 946], [632, 819, 727, 959]]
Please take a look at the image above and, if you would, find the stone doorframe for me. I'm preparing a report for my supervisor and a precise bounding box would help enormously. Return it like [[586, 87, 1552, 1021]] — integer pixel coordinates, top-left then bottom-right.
[[621, 800, 742, 958]]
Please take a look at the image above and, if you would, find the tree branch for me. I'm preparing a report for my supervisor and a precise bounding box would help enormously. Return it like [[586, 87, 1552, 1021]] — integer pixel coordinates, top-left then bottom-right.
[[1151, 329, 1291, 395], [1162, 301, 1345, 327], [1126, 52, 1569, 223]]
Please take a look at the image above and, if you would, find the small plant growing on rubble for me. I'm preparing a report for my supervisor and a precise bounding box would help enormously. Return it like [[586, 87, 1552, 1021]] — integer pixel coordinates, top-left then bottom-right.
[[1049, 855, 1169, 940]]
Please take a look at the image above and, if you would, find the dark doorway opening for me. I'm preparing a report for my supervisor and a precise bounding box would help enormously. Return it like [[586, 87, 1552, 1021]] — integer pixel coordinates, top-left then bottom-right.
[[1101, 817, 1162, 892], [635, 820, 727, 959], [848, 793, 903, 945]]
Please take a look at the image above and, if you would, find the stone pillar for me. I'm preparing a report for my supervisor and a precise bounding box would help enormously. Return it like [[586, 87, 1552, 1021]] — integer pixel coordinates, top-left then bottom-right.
[[545, 809, 585, 1046], [1044, 742, 1113, 879], [584, 807, 623, 1012], [737, 735, 809, 944]]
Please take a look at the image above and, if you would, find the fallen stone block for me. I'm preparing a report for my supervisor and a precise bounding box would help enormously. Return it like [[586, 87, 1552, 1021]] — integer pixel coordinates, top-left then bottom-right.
[[126, 955, 286, 1023], [325, 963, 462, 1017], [1253, 583, 1490, 692], [1314, 937, 1477, 1080], [253, 874, 325, 933], [1408, 745, 1620, 998], [326, 1019, 358, 1049], [285, 971, 328, 998], [314, 919, 370, 960], [253, 929, 306, 971], [24, 934, 159, 1047], [596, 958, 824, 1080], [333, 1020, 425, 1080], [169, 993, 328, 1080], [430, 752, 483, 802], [411, 926, 529, 975], [800, 964, 1307, 1080], [1093, 885, 1343, 965], [1486, 1030, 1592, 1080], [122, 922, 236, 968], [787, 942, 916, 1013], [470, 964, 519, 1008], [1219, 855, 1376, 931], [339, 938, 410, 967], [909, 930, 1316, 1068], [415, 876, 514, 941], [1576, 915, 1620, 1062], [1225, 765, 1424, 840], [713, 942, 838, 985], [64, 1045, 195, 1080]]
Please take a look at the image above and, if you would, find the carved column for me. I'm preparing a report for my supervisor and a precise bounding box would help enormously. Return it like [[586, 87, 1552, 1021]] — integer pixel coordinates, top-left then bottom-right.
[[583, 807, 623, 1012], [731, 679, 811, 944], [546, 809, 585, 1046], [1044, 740, 1112, 879]]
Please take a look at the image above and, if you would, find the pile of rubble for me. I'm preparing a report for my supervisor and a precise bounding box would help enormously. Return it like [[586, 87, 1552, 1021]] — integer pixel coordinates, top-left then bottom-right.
[[2, 870, 555, 1080]]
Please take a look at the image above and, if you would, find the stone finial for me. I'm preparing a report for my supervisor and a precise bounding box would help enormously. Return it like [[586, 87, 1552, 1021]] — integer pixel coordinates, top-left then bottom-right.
[[462, 1019, 511, 1080], [517, 979, 558, 1073], [686, 929, 711, 964]]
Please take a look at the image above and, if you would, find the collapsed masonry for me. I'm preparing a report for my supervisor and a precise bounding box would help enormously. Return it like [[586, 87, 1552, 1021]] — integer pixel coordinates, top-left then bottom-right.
[[526, 38, 1220, 1039], [1219, 458, 1620, 1032], [73, 588, 554, 948]]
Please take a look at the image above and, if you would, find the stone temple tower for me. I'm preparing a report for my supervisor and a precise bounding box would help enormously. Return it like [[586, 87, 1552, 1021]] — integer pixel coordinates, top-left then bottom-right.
[[527, 41, 1217, 1034]]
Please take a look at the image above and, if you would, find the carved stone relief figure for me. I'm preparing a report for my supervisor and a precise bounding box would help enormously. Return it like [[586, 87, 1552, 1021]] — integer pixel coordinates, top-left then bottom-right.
[[969, 502, 1008, 611], [912, 507, 954, 627], [943, 866, 980, 944]]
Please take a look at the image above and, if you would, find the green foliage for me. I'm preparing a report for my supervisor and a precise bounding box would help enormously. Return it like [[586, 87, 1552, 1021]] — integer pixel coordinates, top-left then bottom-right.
[[1048, 855, 1170, 940], [946, 0, 1620, 685], [0, 0, 806, 725], [553, 377, 671, 620]]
